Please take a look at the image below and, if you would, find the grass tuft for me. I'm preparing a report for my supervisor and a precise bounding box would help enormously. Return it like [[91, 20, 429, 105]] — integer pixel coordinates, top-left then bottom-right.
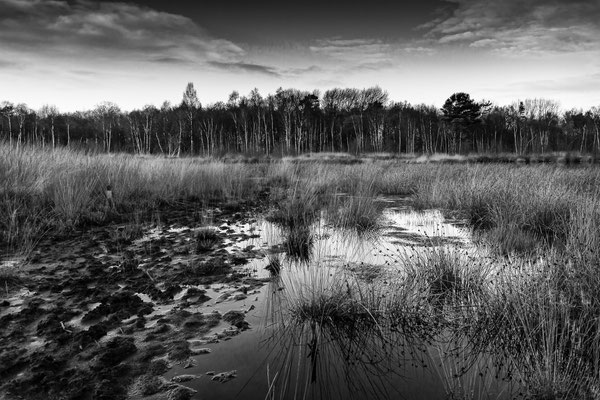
[[195, 227, 221, 253]]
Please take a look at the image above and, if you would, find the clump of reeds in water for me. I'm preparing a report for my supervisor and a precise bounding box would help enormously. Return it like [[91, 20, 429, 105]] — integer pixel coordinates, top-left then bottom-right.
[[401, 245, 491, 308], [325, 166, 384, 234], [326, 193, 383, 234], [266, 178, 322, 230], [267, 178, 324, 262], [265, 265, 406, 400]]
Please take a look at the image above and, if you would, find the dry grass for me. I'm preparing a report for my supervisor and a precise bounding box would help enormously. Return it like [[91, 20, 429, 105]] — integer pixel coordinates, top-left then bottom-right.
[[0, 143, 262, 255]]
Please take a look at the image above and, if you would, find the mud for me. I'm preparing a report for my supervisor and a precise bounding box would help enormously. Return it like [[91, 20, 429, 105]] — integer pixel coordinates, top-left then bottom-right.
[[0, 200, 270, 400]]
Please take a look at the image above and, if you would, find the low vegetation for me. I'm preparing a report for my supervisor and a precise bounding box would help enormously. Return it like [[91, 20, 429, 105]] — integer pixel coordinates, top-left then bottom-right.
[[3, 142, 600, 399]]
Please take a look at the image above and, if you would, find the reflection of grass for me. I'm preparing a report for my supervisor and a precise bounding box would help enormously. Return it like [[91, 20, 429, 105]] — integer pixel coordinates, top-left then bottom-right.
[[464, 254, 600, 400], [265, 263, 450, 399], [284, 225, 313, 262], [265, 254, 282, 277], [429, 339, 514, 400], [265, 266, 407, 400]]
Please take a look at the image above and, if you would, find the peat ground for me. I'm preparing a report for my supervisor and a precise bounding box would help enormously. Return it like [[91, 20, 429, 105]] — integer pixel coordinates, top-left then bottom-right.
[[0, 200, 271, 400]]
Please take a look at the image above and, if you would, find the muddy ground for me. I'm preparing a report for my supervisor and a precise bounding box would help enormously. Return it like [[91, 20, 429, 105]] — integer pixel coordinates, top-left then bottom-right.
[[0, 199, 274, 400]]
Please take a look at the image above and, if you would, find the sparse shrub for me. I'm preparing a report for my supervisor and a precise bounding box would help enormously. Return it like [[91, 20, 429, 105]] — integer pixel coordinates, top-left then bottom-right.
[[195, 227, 220, 253], [184, 258, 231, 278], [110, 217, 144, 244]]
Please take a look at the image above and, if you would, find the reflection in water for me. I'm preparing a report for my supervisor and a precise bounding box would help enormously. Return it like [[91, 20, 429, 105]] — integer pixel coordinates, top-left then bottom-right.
[[260, 257, 515, 400], [264, 272, 420, 400], [172, 201, 518, 399]]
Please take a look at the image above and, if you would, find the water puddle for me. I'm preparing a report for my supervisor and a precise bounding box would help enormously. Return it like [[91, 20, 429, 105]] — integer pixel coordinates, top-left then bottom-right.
[[160, 198, 517, 399], [231, 197, 473, 279]]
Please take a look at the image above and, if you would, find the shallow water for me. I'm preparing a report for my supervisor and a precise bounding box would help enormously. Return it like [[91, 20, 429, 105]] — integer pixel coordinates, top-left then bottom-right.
[[163, 198, 517, 400], [234, 197, 472, 278]]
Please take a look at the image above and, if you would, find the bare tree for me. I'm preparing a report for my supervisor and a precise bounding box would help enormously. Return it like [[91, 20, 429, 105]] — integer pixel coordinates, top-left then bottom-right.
[[14, 103, 29, 148], [182, 82, 200, 154], [93, 102, 120, 153], [39, 104, 59, 149]]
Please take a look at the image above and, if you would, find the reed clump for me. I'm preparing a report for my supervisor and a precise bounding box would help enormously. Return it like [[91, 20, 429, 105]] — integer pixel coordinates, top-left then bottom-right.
[[401, 245, 491, 308], [326, 189, 384, 234]]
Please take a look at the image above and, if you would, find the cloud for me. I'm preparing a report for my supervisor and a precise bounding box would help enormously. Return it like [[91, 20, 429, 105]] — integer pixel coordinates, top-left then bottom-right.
[[150, 56, 194, 65], [438, 31, 475, 43], [69, 69, 98, 76], [514, 73, 600, 93], [469, 38, 499, 48], [283, 65, 323, 76], [308, 37, 395, 76], [310, 38, 391, 63], [0, 59, 18, 68], [401, 46, 437, 55], [421, 0, 600, 55], [208, 61, 280, 77], [0, 0, 245, 66]]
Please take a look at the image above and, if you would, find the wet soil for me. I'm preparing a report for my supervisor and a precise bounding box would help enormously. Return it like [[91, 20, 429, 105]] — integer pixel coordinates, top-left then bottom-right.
[[0, 200, 272, 400]]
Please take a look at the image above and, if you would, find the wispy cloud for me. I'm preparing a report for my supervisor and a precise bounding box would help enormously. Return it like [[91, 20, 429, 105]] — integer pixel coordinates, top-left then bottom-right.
[[0, 0, 245, 66], [422, 0, 600, 55], [308, 37, 396, 76], [400, 46, 437, 55], [510, 73, 600, 93], [309, 38, 391, 63], [283, 65, 323, 76], [207, 61, 280, 77]]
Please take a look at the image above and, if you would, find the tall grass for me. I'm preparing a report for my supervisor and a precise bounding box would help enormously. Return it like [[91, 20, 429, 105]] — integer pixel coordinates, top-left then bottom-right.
[[0, 143, 263, 255]]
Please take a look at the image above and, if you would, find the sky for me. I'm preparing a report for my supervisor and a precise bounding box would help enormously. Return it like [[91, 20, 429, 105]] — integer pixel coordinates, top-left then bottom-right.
[[1, 0, 599, 112]]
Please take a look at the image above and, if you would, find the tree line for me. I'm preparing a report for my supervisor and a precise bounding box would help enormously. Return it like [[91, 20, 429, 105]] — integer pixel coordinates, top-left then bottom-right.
[[1, 83, 599, 156]]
